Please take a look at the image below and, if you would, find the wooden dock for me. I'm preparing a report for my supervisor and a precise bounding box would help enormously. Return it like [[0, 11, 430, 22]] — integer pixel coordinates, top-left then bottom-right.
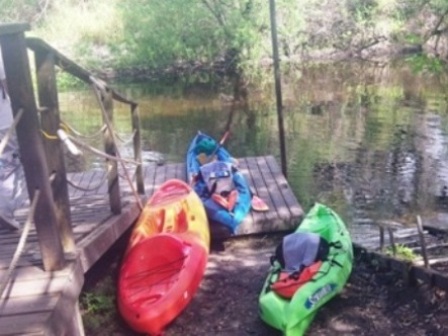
[[0, 155, 303, 335]]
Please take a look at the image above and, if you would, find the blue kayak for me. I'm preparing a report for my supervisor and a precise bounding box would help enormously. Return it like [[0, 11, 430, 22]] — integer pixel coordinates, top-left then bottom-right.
[[186, 132, 251, 233]]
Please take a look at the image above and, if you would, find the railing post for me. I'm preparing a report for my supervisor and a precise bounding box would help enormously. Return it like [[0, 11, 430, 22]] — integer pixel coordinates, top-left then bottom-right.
[[269, 0, 288, 178], [0, 23, 65, 271], [100, 86, 121, 214], [131, 103, 144, 194], [34, 46, 76, 254]]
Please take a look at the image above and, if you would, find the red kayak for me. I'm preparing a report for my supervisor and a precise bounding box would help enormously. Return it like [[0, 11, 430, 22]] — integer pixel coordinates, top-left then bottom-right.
[[118, 179, 210, 335]]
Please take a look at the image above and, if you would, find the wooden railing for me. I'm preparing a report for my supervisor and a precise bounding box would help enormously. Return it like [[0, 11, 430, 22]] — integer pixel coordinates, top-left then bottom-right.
[[0, 23, 144, 271]]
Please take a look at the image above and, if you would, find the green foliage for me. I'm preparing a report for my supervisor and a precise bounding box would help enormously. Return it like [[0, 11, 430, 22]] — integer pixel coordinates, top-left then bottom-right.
[[80, 277, 116, 333], [347, 0, 378, 24], [386, 244, 417, 262], [406, 54, 444, 74], [56, 72, 87, 91], [82, 291, 114, 314], [3, 0, 448, 82], [115, 0, 265, 70], [0, 0, 42, 24]]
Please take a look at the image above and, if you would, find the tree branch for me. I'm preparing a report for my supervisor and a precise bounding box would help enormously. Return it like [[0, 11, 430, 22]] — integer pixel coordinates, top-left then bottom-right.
[[423, 8, 448, 44]]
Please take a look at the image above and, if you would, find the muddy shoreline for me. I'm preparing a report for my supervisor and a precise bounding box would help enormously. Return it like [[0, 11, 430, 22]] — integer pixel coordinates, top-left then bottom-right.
[[81, 231, 448, 336]]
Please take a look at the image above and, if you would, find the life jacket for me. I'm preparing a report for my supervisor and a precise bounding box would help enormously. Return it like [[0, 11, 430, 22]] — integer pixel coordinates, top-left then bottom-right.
[[269, 232, 330, 299], [270, 261, 322, 299], [199, 161, 238, 210]]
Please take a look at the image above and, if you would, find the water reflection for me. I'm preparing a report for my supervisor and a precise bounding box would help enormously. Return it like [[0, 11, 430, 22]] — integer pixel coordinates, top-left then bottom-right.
[[58, 61, 448, 236]]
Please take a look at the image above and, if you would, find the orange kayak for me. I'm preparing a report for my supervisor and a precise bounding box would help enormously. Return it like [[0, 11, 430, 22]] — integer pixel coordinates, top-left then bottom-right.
[[118, 179, 210, 335]]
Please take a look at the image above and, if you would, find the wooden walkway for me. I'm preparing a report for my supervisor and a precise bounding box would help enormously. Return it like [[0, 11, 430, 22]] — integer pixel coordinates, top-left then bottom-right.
[[0, 155, 303, 335]]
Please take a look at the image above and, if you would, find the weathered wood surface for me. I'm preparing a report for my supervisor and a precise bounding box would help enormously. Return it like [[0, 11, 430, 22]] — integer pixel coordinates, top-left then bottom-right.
[[351, 227, 434, 250], [2, 156, 301, 272], [0, 155, 302, 335], [0, 258, 83, 336], [1, 26, 65, 271], [26, 37, 137, 106], [0, 23, 30, 36], [35, 44, 76, 254]]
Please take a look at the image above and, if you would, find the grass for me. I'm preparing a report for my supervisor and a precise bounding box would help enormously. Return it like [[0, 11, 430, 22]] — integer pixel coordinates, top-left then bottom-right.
[[386, 244, 417, 262], [80, 275, 118, 334]]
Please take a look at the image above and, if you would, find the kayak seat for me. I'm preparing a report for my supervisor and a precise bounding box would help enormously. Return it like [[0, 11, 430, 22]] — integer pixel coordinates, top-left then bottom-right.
[[270, 261, 322, 299]]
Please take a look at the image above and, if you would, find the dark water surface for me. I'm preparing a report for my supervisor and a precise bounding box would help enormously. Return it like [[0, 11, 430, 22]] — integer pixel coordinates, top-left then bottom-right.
[[59, 61, 448, 237]]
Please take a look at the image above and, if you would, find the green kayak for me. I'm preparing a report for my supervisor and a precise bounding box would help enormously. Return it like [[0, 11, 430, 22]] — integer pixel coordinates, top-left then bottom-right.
[[258, 203, 353, 335]]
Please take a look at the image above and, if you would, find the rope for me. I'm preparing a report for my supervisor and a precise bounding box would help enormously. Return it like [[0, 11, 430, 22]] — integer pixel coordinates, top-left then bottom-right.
[[66, 166, 111, 192], [114, 129, 136, 146], [0, 189, 41, 299], [60, 120, 107, 140], [41, 129, 58, 140], [40, 120, 141, 196], [90, 78, 143, 210], [0, 108, 24, 157], [66, 134, 140, 165], [66, 175, 108, 193]]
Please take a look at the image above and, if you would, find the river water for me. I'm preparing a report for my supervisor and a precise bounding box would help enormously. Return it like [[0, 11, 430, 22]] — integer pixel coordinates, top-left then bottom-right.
[[58, 60, 448, 236]]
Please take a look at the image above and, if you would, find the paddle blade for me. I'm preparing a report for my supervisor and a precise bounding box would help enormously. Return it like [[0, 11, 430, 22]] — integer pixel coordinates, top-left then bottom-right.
[[251, 195, 269, 212]]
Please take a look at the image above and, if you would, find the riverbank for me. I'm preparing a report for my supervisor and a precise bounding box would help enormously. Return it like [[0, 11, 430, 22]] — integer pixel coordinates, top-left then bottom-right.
[[80, 233, 448, 336]]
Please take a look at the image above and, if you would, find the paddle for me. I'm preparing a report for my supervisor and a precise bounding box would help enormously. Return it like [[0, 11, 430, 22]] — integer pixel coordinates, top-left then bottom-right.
[[251, 193, 269, 212]]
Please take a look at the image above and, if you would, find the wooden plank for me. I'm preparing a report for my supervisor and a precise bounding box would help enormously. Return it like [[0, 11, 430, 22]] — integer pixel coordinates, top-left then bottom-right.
[[0, 245, 40, 262], [27, 37, 136, 106], [0, 233, 39, 246], [153, 163, 167, 194], [94, 169, 109, 194], [415, 256, 448, 266], [98, 84, 121, 214], [130, 104, 144, 194], [77, 170, 99, 197], [67, 171, 88, 198], [0, 256, 39, 270], [264, 155, 303, 221], [246, 157, 282, 229], [0, 262, 75, 282], [1, 31, 65, 271], [0, 293, 58, 316], [64, 302, 85, 336], [164, 163, 178, 181], [0, 23, 30, 36], [35, 47, 75, 254], [174, 161, 184, 180], [0, 258, 37, 271], [67, 171, 90, 198], [72, 223, 97, 235], [393, 228, 423, 238], [118, 171, 133, 197], [0, 256, 82, 336], [76, 199, 141, 272], [143, 163, 157, 198], [46, 259, 84, 336], [0, 312, 48, 335], [178, 162, 187, 180], [70, 194, 111, 220], [84, 170, 106, 196], [254, 156, 291, 225], [0, 261, 80, 299]]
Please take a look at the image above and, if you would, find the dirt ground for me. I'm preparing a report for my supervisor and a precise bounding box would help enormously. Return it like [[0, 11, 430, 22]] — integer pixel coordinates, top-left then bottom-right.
[[81, 233, 448, 336]]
